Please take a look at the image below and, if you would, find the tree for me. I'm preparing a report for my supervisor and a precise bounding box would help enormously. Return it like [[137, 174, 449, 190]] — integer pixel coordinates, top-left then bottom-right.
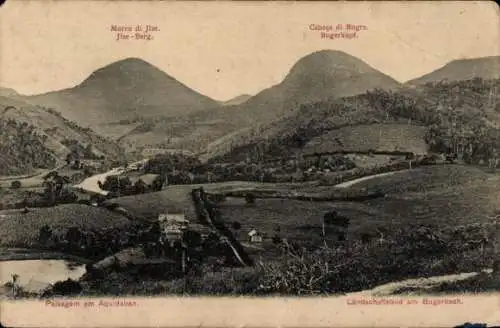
[[43, 172, 72, 205], [66, 227, 83, 247], [84, 144, 94, 158], [101, 175, 132, 195], [43, 279, 83, 297], [72, 158, 81, 170], [134, 179, 148, 194], [38, 225, 53, 246], [487, 146, 498, 172], [184, 230, 202, 248], [152, 174, 166, 191], [231, 221, 242, 230], [54, 175, 71, 198], [272, 232, 282, 244], [323, 211, 350, 245], [406, 152, 416, 170], [65, 154, 72, 166], [245, 193, 256, 205], [10, 274, 20, 298]]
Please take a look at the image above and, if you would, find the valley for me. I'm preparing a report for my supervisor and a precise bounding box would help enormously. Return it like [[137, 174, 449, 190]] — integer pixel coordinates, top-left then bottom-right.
[[1, 50, 499, 298]]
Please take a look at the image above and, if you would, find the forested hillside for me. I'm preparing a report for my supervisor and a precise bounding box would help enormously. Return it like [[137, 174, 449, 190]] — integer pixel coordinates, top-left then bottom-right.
[[0, 119, 57, 175], [206, 78, 500, 163], [0, 96, 123, 159]]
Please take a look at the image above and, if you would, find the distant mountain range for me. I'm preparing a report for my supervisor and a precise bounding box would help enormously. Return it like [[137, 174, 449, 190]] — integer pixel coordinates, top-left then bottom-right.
[[0, 87, 21, 98], [3, 50, 499, 162], [406, 56, 500, 85], [112, 50, 405, 152]]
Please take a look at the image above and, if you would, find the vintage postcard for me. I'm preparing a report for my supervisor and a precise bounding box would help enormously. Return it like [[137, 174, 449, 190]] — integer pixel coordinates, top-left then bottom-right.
[[0, 0, 499, 327]]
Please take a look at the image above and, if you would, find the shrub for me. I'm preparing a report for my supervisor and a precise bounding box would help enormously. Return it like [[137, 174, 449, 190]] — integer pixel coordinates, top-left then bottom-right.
[[41, 279, 83, 297], [245, 193, 256, 205], [10, 180, 21, 189], [231, 221, 242, 230]]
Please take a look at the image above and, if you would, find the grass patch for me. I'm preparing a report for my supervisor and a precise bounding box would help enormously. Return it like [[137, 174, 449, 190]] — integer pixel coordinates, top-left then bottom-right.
[[303, 123, 428, 156], [0, 204, 133, 248], [344, 165, 491, 194]]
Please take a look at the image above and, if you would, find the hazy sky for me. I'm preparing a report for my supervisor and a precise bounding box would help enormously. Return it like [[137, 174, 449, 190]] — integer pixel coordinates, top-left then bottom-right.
[[1, 1, 498, 101]]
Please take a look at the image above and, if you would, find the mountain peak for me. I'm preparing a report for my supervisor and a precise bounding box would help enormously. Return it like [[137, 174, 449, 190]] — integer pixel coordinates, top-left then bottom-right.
[[296, 49, 360, 62], [107, 57, 158, 69], [27, 57, 220, 131], [284, 50, 394, 84], [81, 57, 169, 86], [274, 49, 400, 103]]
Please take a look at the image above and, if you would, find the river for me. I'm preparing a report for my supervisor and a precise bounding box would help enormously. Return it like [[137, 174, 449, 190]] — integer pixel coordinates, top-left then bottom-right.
[[0, 260, 87, 293], [72, 159, 151, 195], [73, 167, 126, 195]]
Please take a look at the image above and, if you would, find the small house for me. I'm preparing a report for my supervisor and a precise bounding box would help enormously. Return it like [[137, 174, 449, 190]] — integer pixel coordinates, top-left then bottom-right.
[[164, 227, 184, 242], [248, 229, 263, 243], [159, 213, 189, 227], [159, 213, 189, 243]]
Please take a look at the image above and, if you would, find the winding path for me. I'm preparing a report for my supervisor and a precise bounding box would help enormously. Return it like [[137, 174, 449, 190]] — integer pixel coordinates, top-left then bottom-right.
[[348, 269, 493, 296], [334, 169, 409, 188], [0, 164, 66, 182]]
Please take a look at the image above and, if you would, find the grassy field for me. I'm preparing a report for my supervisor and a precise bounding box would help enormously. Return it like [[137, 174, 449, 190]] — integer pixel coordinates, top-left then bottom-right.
[[7, 164, 496, 297], [103, 164, 500, 268], [108, 180, 321, 221], [110, 164, 500, 237], [0, 176, 45, 189], [214, 165, 500, 257], [0, 164, 81, 189], [218, 198, 391, 259], [0, 204, 133, 248], [342, 165, 492, 194], [301, 123, 429, 156], [346, 165, 500, 227]]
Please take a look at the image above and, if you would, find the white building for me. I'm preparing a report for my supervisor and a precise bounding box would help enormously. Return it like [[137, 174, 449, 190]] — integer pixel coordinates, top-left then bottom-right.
[[248, 229, 263, 243]]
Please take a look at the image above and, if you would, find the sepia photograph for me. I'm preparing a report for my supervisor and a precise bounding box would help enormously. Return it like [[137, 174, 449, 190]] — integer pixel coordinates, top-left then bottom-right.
[[0, 0, 499, 326]]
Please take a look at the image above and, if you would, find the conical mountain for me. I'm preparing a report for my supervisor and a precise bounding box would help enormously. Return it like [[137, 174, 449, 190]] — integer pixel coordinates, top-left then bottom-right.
[[27, 58, 220, 135], [179, 50, 403, 155], [192, 50, 402, 128], [282, 50, 401, 100]]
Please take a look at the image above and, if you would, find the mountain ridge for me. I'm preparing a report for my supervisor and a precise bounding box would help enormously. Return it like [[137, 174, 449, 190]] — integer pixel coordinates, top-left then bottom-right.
[[0, 93, 126, 174], [406, 56, 500, 85], [15, 51, 500, 157]]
